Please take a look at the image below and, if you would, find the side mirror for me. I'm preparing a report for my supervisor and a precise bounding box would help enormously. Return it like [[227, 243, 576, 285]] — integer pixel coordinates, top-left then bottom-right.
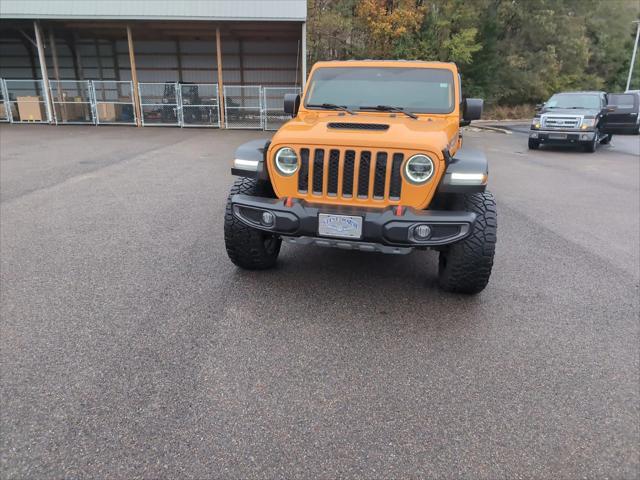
[[284, 94, 300, 116], [462, 98, 483, 122], [535, 103, 544, 112]]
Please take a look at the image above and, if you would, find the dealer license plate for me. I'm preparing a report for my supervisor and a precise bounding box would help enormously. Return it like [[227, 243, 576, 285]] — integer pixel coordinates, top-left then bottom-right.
[[548, 133, 567, 139], [318, 214, 363, 239]]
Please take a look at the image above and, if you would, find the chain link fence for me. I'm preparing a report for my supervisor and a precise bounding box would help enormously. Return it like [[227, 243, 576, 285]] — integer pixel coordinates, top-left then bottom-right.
[[1, 78, 300, 130], [91, 81, 137, 125], [180, 83, 220, 128], [224, 85, 264, 129], [3, 79, 50, 123], [0, 80, 9, 122], [50, 80, 95, 124], [263, 87, 301, 131], [138, 82, 180, 126]]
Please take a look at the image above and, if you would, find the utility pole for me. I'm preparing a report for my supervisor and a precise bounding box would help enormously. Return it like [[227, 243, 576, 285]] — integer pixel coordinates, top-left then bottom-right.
[[626, 20, 640, 92]]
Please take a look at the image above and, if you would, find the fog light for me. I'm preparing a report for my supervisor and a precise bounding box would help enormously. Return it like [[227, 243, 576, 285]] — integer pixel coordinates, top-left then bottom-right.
[[414, 224, 432, 240], [530, 132, 538, 139], [580, 134, 589, 140], [261, 211, 275, 226]]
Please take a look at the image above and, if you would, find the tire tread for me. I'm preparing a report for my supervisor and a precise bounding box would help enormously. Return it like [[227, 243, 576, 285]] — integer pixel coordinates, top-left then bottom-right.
[[224, 177, 281, 270], [438, 192, 497, 294]]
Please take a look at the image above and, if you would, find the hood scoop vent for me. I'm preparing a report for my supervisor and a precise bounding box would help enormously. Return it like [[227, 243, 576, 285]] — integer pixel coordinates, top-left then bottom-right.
[[327, 122, 390, 131]]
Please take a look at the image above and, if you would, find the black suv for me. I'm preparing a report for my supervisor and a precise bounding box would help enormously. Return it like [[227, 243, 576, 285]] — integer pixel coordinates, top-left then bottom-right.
[[528, 91, 613, 152]]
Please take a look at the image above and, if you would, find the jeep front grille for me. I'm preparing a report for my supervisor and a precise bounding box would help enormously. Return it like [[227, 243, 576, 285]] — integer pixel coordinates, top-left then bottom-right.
[[297, 147, 403, 202], [542, 115, 581, 129]]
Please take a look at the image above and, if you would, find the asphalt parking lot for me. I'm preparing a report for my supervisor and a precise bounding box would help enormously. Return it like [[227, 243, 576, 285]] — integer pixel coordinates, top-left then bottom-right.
[[1, 124, 638, 479]]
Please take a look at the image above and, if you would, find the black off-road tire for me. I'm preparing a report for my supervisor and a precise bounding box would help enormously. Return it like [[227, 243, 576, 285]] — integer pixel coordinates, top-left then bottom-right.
[[224, 177, 281, 270], [438, 192, 497, 294], [528, 138, 540, 150]]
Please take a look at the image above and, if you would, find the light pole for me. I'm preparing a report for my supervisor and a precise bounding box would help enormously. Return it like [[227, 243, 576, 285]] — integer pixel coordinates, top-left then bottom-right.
[[626, 20, 640, 92]]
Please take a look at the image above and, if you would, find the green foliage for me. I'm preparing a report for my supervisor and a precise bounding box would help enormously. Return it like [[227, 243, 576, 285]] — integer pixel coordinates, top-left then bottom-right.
[[307, 0, 640, 105]]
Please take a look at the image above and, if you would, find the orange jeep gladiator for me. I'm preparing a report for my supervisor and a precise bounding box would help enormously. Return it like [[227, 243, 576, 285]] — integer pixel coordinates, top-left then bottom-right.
[[224, 60, 496, 294]]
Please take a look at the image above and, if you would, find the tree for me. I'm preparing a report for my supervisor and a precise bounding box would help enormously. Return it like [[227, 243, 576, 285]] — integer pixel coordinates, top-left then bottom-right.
[[354, 0, 426, 57], [306, 0, 640, 105]]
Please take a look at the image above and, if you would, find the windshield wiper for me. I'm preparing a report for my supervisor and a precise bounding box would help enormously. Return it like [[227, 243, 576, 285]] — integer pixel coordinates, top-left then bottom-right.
[[359, 105, 418, 119], [306, 103, 355, 115]]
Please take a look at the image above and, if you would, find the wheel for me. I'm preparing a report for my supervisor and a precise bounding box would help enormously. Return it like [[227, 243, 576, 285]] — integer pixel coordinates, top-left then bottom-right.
[[438, 192, 497, 294], [600, 133, 612, 144], [583, 130, 599, 152], [528, 138, 540, 150], [224, 177, 281, 270]]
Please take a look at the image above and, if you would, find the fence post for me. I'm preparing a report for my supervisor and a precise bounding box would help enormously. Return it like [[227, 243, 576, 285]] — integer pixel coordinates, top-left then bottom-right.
[[260, 86, 265, 130], [4, 81, 14, 123], [176, 82, 183, 127], [126, 25, 142, 127], [1, 79, 10, 122], [90, 81, 99, 125], [301, 22, 307, 89], [33, 21, 53, 123], [48, 31, 67, 122], [216, 27, 225, 128]]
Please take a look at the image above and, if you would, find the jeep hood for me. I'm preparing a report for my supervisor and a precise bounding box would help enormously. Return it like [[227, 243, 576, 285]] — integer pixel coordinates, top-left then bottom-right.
[[270, 112, 457, 156]]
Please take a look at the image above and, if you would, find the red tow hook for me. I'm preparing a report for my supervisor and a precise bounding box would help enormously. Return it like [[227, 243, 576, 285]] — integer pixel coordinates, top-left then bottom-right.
[[284, 197, 294, 208], [394, 205, 405, 216]]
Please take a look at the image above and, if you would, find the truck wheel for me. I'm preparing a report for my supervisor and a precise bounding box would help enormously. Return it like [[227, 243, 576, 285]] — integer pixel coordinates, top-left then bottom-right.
[[528, 138, 540, 150], [224, 177, 281, 270], [584, 131, 599, 152], [600, 133, 612, 145], [438, 192, 497, 294]]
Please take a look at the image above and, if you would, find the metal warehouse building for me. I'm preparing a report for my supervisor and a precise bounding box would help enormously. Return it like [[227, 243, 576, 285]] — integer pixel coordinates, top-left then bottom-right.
[[0, 0, 307, 129]]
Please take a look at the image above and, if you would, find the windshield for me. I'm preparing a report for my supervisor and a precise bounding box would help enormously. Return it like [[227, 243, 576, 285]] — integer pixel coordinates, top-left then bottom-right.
[[546, 93, 601, 110], [304, 67, 455, 114]]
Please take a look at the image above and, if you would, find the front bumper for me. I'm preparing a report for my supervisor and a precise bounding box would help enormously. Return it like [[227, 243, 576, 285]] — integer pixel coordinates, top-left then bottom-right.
[[231, 194, 477, 251], [529, 129, 596, 143]]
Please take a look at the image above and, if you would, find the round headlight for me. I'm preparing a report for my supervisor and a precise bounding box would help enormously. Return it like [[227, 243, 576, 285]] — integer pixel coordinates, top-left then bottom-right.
[[274, 147, 298, 176], [404, 154, 435, 184]]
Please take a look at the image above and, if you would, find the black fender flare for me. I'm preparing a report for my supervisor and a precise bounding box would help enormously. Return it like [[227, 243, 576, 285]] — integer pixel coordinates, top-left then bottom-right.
[[231, 139, 271, 181], [437, 145, 488, 193]]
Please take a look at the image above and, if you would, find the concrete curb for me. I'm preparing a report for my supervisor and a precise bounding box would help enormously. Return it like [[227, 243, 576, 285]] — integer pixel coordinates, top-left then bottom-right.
[[476, 119, 531, 123], [465, 124, 512, 134]]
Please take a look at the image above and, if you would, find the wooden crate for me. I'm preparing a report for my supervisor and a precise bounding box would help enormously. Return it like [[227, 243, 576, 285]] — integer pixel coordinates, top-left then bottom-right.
[[16, 96, 43, 121]]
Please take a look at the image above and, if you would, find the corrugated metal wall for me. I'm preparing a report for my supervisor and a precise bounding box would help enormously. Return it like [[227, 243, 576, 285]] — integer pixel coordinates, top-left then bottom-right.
[[0, 35, 301, 87], [0, 18, 304, 128]]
